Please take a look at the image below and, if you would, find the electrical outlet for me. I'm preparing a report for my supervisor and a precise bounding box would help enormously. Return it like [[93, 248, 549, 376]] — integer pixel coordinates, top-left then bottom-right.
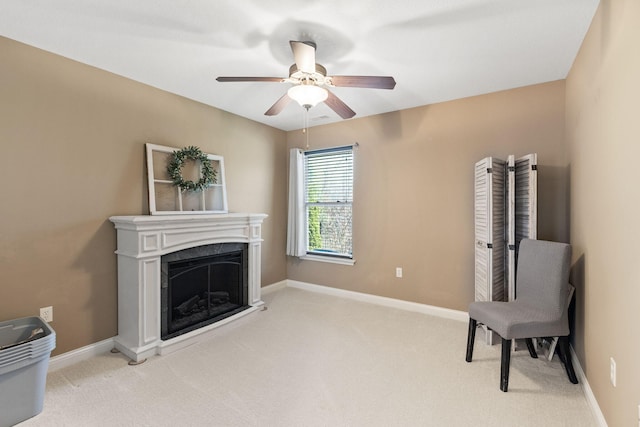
[[395, 267, 403, 278], [610, 357, 616, 387], [40, 306, 53, 323]]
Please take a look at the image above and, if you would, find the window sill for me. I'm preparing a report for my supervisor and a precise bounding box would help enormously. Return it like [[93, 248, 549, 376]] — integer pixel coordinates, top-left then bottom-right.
[[300, 254, 355, 266]]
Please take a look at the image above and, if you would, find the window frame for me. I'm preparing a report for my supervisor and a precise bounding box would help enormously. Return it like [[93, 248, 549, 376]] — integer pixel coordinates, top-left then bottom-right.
[[302, 145, 355, 264]]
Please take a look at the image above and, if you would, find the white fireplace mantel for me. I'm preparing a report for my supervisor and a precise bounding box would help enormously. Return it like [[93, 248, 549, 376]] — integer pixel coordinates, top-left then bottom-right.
[[110, 213, 267, 363]]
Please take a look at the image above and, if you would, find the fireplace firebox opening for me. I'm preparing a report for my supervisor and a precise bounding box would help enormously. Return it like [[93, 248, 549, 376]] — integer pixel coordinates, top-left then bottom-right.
[[161, 243, 248, 340]]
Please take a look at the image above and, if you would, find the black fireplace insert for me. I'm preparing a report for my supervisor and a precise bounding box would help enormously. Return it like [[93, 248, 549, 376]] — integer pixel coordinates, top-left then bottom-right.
[[161, 243, 248, 340]]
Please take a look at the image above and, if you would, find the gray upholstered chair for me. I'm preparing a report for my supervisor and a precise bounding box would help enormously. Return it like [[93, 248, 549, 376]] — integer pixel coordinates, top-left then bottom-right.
[[465, 239, 578, 392]]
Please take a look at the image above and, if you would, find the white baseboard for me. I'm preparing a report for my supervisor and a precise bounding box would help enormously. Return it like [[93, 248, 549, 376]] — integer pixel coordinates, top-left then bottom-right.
[[261, 280, 288, 295], [284, 280, 606, 425], [46, 279, 607, 427], [49, 337, 115, 372], [46, 279, 289, 372], [286, 279, 468, 322], [570, 346, 608, 427], [48, 279, 466, 372]]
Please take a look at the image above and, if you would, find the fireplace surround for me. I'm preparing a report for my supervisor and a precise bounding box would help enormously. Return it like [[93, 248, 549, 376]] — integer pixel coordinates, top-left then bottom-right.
[[110, 213, 266, 363]]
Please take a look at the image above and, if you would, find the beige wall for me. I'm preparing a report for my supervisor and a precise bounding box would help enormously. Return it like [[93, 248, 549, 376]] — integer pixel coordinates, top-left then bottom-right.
[[0, 37, 288, 355], [566, 1, 640, 425], [7, 15, 630, 421], [287, 80, 568, 311]]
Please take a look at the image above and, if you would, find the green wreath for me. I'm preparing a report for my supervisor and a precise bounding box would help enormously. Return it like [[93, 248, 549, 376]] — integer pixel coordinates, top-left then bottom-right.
[[167, 146, 217, 192]]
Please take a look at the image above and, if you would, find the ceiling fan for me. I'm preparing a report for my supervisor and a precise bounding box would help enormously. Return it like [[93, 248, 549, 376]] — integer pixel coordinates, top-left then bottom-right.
[[216, 41, 396, 120]]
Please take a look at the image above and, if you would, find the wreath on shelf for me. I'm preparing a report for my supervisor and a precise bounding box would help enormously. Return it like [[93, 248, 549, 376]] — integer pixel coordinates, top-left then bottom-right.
[[167, 146, 217, 192]]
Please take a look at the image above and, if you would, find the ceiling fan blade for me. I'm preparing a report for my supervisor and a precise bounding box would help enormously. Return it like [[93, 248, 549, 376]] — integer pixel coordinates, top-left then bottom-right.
[[264, 93, 292, 116], [330, 76, 397, 89], [290, 41, 316, 74], [216, 77, 285, 83], [324, 90, 356, 119]]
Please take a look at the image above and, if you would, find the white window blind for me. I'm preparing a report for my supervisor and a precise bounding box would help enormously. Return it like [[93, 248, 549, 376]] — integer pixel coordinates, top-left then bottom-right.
[[305, 146, 353, 258]]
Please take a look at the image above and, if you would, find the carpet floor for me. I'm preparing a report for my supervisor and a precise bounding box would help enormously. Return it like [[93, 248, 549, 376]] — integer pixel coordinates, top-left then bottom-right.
[[20, 286, 597, 426]]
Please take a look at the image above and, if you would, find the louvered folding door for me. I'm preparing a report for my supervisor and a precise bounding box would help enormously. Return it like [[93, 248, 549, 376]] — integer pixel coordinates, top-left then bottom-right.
[[475, 154, 537, 345], [474, 157, 506, 344]]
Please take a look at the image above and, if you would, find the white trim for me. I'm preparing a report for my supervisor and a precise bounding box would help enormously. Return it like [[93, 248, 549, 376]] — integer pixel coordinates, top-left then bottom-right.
[[110, 214, 266, 362], [43, 280, 467, 371], [286, 280, 468, 322], [299, 254, 356, 266], [45, 280, 606, 427], [261, 280, 288, 295], [45, 279, 288, 371], [570, 345, 608, 427], [283, 280, 605, 424], [48, 338, 115, 372]]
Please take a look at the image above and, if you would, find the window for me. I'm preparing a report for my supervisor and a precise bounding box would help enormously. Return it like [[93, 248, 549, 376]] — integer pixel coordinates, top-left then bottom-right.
[[304, 146, 353, 259]]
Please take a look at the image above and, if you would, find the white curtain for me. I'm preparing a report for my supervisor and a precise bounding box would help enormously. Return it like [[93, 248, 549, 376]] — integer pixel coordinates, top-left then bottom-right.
[[286, 148, 306, 257]]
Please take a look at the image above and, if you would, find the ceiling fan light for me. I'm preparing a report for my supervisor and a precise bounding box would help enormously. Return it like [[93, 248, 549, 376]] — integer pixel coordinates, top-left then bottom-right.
[[287, 84, 328, 108]]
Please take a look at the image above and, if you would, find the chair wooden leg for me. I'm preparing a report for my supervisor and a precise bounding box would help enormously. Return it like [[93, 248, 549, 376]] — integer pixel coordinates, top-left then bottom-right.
[[525, 338, 538, 358], [501, 338, 511, 392], [466, 318, 477, 362], [557, 336, 578, 384]]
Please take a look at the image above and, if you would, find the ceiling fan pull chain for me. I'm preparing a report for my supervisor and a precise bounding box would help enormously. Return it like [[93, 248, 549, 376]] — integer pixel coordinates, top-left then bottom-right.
[[304, 106, 310, 149]]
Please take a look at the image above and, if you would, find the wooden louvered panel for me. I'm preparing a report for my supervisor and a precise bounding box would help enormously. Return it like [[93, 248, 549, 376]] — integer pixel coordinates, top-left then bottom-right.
[[490, 159, 506, 303], [474, 161, 489, 243], [506, 155, 516, 302], [474, 243, 488, 301], [474, 158, 490, 303], [474, 157, 506, 345], [512, 153, 537, 303], [515, 154, 537, 250], [506, 155, 516, 351], [474, 159, 506, 267]]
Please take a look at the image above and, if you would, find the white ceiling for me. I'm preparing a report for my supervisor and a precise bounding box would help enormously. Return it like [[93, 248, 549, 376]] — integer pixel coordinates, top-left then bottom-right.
[[1, 0, 599, 131]]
